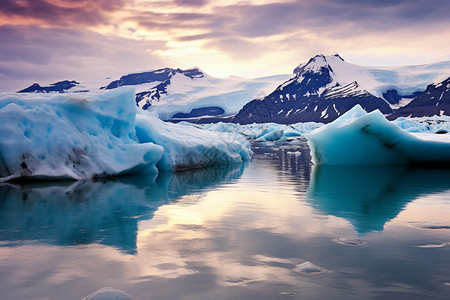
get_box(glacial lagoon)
[0,140,449,299]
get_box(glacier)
[0,88,251,181]
[307,105,450,165]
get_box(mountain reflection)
[307,165,450,234]
[0,164,245,254]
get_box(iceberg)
[307,105,450,166]
[0,88,251,181]
[0,88,163,181]
[83,287,131,300]
[136,113,252,171]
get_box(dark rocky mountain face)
[18,80,80,93]
[391,77,450,118]
[232,55,392,124]
[102,68,204,90]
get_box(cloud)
[0,0,450,89]
[174,0,209,6]
[0,25,169,92]
[0,0,127,27]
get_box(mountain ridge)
[17,54,450,123]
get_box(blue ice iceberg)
[136,112,252,171]
[307,105,450,165]
[0,88,251,181]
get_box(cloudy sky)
[1,0,450,91]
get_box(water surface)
[1,140,449,299]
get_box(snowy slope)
[147,72,290,120]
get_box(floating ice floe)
[307,105,450,165]
[392,115,450,134]
[333,238,368,246]
[293,262,331,275]
[0,88,251,181]
[183,114,450,145]
[83,287,132,300]
[182,121,322,140]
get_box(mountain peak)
[333,53,345,61]
[293,54,346,74]
[18,80,80,93]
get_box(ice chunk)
[0,88,163,181]
[293,262,330,275]
[307,105,450,165]
[185,121,322,141]
[255,129,284,141]
[135,112,252,171]
[83,287,132,300]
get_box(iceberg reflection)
[0,164,245,254]
[307,165,450,234]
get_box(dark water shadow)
[0,164,245,254]
[307,165,450,234]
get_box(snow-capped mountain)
[233,54,450,124]
[102,67,205,109]
[391,76,450,118]
[18,68,290,121]
[17,55,450,124]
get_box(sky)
[1,0,450,92]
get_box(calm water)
[0,140,449,299]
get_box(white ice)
[293,262,330,275]
[307,105,450,165]
[135,112,252,171]
[83,287,132,300]
[182,122,323,141]
[0,88,252,181]
[0,88,163,181]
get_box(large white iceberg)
[0,88,251,181]
[307,105,450,165]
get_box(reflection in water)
[308,165,450,234]
[1,141,450,300]
[0,164,245,254]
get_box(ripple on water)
[410,221,450,229]
[333,237,368,246]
